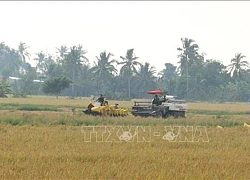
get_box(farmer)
[96,94,105,105]
[104,100,109,106]
[87,103,94,113]
[152,95,160,106]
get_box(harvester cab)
[131,90,187,118]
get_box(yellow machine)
[83,102,129,116]
[91,105,128,116]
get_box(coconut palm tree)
[177,38,199,76]
[119,49,141,97]
[18,42,30,64]
[91,51,118,93]
[136,62,157,95]
[41,55,60,78]
[63,45,88,97]
[227,53,249,81]
[177,38,200,99]
[34,51,46,72]
[56,45,68,64]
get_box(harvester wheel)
[162,107,169,118]
[156,110,162,117]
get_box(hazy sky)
[0,1,250,73]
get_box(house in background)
[8,76,22,84]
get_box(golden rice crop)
[189,102,250,112]
[0,125,250,179]
[0,96,250,179]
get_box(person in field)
[96,94,105,105]
[152,95,160,106]
[87,103,94,113]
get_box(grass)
[187,109,250,116]
[17,105,58,111]
[188,102,250,112]
[1,96,250,115]
[0,103,58,111]
[0,96,250,179]
[0,110,248,127]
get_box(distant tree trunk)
[128,76,131,98]
[72,69,75,97]
[186,53,189,100]
[143,80,146,95]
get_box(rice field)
[0,96,250,179]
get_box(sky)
[0,1,250,73]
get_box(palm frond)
[120,56,126,61]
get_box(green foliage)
[42,77,72,98]
[0,103,58,111]
[187,110,247,116]
[177,38,200,76]
[3,119,22,126]
[17,105,58,111]
[90,51,118,94]
[135,62,157,95]
[0,103,19,110]
[21,67,39,95]
[1,39,250,102]
[18,42,30,64]
[0,42,22,78]
[119,49,141,97]
[0,81,11,97]
[62,45,88,97]
[227,53,249,81]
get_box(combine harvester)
[83,90,187,118]
[131,90,187,118]
[83,102,129,117]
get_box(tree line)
[0,38,250,102]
